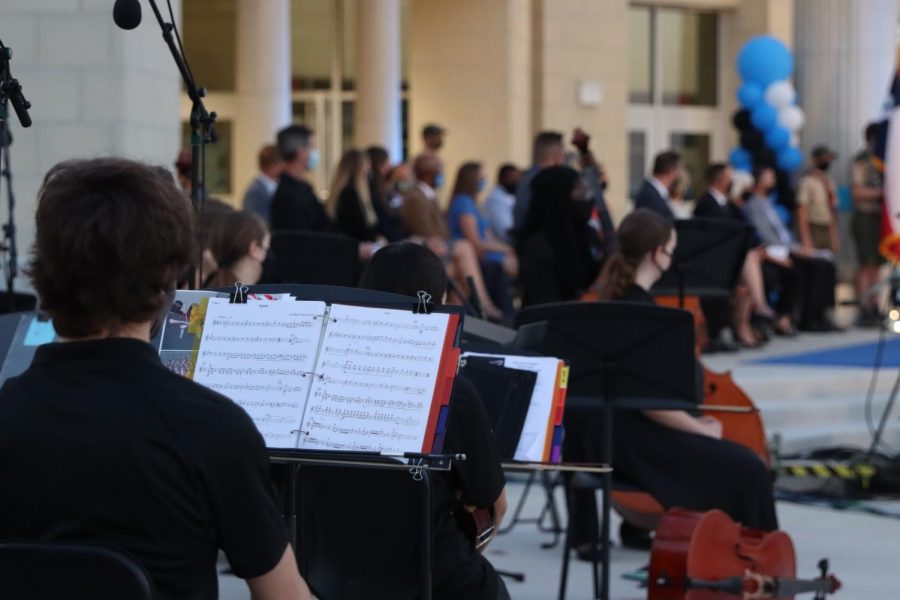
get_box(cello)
[648,508,841,600]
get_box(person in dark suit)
[632,151,681,218]
[270,125,332,233]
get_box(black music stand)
[652,217,753,303]
[515,302,697,600]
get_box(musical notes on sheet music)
[299,304,450,454]
[194,298,327,448]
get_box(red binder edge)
[542,361,569,463]
[423,313,461,453]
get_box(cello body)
[648,509,796,600]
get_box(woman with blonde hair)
[327,149,380,242]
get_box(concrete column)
[234,0,292,202]
[355,0,402,163]
[794,0,898,186]
[0,0,183,288]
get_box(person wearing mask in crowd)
[513,131,567,230]
[326,149,380,243]
[744,166,838,333]
[448,162,518,278]
[366,145,406,242]
[358,242,510,600]
[422,123,446,156]
[694,163,777,348]
[482,164,520,244]
[403,153,504,321]
[633,151,682,219]
[203,210,271,289]
[242,144,284,224]
[518,166,599,307]
[270,125,331,233]
[568,209,778,553]
[852,123,886,326]
[0,158,312,600]
[796,146,840,254]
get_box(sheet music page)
[193,298,327,448]
[299,303,450,453]
[464,353,561,462]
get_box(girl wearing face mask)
[203,210,271,289]
[447,162,518,279]
[518,166,600,307]
[567,209,777,552]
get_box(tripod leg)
[868,367,900,459]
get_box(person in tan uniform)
[402,154,504,321]
[795,146,840,253]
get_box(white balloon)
[778,105,805,132]
[764,80,796,109]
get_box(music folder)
[157,290,462,456]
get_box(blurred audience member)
[242,144,284,223]
[518,166,599,306]
[633,151,681,218]
[513,131,566,230]
[366,145,405,242]
[270,125,331,233]
[422,123,446,156]
[204,211,270,288]
[174,148,192,195]
[326,149,380,243]
[852,123,886,326]
[796,146,839,253]
[570,128,616,263]
[482,163,520,244]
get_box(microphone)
[113,0,142,30]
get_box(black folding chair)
[0,542,153,600]
[270,231,361,286]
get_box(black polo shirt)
[0,338,288,600]
[270,173,332,233]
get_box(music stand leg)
[284,464,298,549]
[557,494,573,600]
[867,366,900,459]
[599,362,614,600]
[498,470,536,535]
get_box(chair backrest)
[0,542,153,600]
[294,460,432,600]
[271,231,361,286]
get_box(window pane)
[669,133,710,201]
[291,0,335,90]
[628,6,653,104]
[628,131,647,197]
[659,9,717,106]
[183,0,236,92]
[182,121,232,196]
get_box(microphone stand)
[0,40,30,312]
[145,1,217,289]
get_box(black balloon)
[741,130,764,151]
[753,148,777,169]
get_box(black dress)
[569,285,778,544]
[335,184,378,242]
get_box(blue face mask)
[476,179,486,193]
[434,172,445,189]
[307,148,320,171]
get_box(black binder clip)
[414,290,433,315]
[230,281,249,304]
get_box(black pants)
[761,260,799,318]
[700,297,730,340]
[792,254,836,327]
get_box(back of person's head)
[366,146,390,175]
[451,162,482,199]
[208,210,269,271]
[521,165,582,244]
[497,163,518,183]
[705,162,729,189]
[865,122,880,146]
[652,151,681,177]
[277,125,314,163]
[412,153,441,183]
[358,242,448,300]
[30,158,195,338]
[532,131,565,165]
[597,209,673,300]
[258,144,281,172]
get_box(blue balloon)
[776,147,803,172]
[751,104,778,132]
[737,83,764,108]
[729,147,752,171]
[737,36,793,87]
[764,126,791,151]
